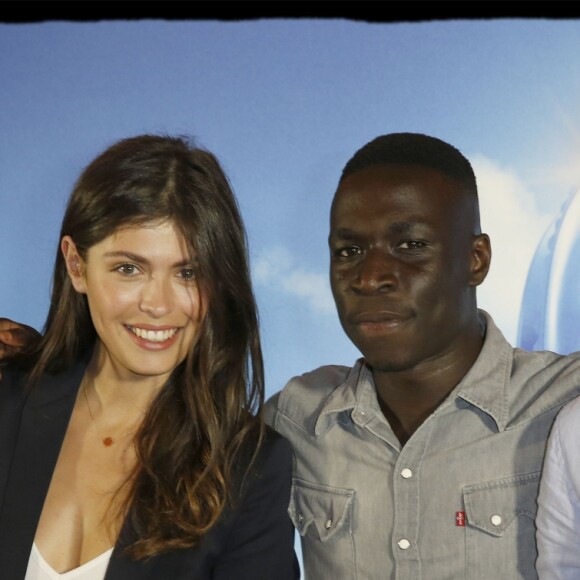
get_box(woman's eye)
[179,268,196,281]
[117,264,139,276]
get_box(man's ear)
[61,236,87,294]
[469,233,491,287]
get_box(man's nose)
[351,249,398,294]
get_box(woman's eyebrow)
[103,251,196,268]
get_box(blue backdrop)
[1,17,579,568]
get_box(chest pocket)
[462,472,541,579]
[289,478,355,541]
[289,478,358,578]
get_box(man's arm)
[0,318,41,378]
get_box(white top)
[25,543,113,580]
[536,395,580,579]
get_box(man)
[2,133,580,579]
[265,133,580,579]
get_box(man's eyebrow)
[102,251,195,268]
[329,227,359,240]
[331,221,427,239]
[388,221,415,235]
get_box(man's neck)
[372,325,485,446]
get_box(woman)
[0,135,299,579]
[536,396,580,579]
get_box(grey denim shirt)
[265,312,580,580]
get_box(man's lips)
[350,311,412,333]
[351,311,410,325]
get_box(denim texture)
[266,312,580,580]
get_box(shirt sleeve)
[212,431,300,580]
[536,399,580,579]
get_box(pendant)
[103,436,114,447]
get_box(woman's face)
[62,220,204,385]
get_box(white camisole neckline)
[25,542,113,580]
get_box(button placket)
[391,418,433,573]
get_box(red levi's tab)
[456,511,466,527]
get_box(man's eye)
[117,264,139,275]
[398,240,426,250]
[335,246,362,258]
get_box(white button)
[401,468,413,479]
[490,514,502,526]
[397,539,411,550]
[359,408,366,416]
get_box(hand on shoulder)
[0,318,41,379]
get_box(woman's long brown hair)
[24,134,265,558]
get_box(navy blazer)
[0,358,299,579]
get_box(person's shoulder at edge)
[550,392,580,443]
[264,362,358,431]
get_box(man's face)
[329,163,489,375]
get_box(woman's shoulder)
[257,425,294,472]
[233,424,293,499]
[262,424,293,454]
[240,423,293,473]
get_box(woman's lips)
[125,324,181,350]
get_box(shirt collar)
[314,310,513,435]
[450,310,513,431]
[314,360,368,436]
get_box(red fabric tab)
[456,511,466,527]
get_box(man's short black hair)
[340,132,478,196]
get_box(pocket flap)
[462,472,540,537]
[289,478,355,542]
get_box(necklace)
[83,382,140,447]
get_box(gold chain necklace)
[83,382,139,447]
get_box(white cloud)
[252,247,335,314]
[252,246,294,284]
[472,155,553,344]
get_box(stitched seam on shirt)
[345,492,357,580]
[501,347,511,427]
[275,407,313,435]
[414,423,432,578]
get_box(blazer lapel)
[0,358,87,579]
[0,351,206,580]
